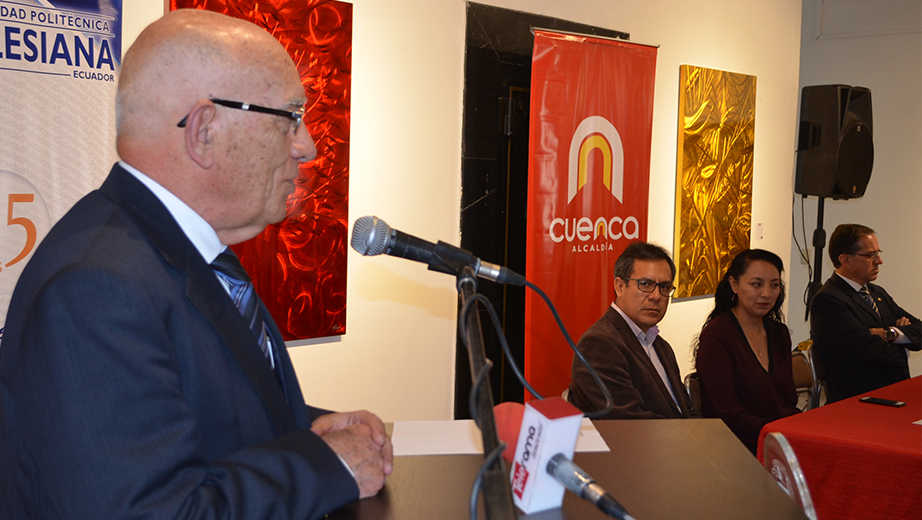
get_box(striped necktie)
[211,249,274,369]
[858,286,880,316]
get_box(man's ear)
[613,277,625,299]
[183,100,217,169]
[838,253,850,270]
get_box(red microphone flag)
[506,397,583,514]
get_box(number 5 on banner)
[6,194,37,268]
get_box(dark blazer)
[810,274,922,402]
[696,311,799,454]
[0,164,357,520]
[568,306,696,419]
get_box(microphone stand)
[457,266,517,520]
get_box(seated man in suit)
[568,242,697,419]
[810,223,921,402]
[0,10,391,520]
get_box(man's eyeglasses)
[177,98,305,132]
[853,250,883,259]
[625,278,676,297]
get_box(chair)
[762,432,817,520]
[810,352,826,408]
[792,350,813,410]
[793,340,825,410]
[683,372,702,412]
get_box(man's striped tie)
[858,286,880,317]
[211,249,274,369]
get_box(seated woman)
[693,249,799,454]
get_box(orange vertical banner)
[525,31,657,399]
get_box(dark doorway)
[455,3,628,418]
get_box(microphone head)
[351,216,392,256]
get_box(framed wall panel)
[674,65,756,299]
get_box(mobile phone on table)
[859,396,906,407]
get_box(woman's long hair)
[692,249,786,362]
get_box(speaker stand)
[805,196,826,321]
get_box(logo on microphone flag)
[525,31,657,399]
[511,460,530,499]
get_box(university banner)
[524,30,656,399]
[0,0,122,335]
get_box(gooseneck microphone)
[547,454,635,520]
[350,215,526,285]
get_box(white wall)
[788,0,922,376]
[121,0,804,421]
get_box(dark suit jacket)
[568,307,696,419]
[810,274,922,402]
[0,164,357,520]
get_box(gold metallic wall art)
[674,65,756,299]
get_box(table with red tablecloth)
[758,375,922,520]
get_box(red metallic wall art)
[171,0,352,339]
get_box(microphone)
[494,400,635,520]
[350,216,526,285]
[547,454,635,520]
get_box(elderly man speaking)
[0,10,391,520]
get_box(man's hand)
[870,327,887,339]
[896,317,911,327]
[312,411,393,498]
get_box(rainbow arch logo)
[567,116,623,204]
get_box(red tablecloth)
[758,376,922,520]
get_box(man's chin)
[640,314,662,328]
[268,212,290,226]
[268,200,292,225]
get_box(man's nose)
[292,127,318,163]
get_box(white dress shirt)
[611,302,680,408]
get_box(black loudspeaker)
[794,85,874,199]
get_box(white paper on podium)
[392,418,610,456]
